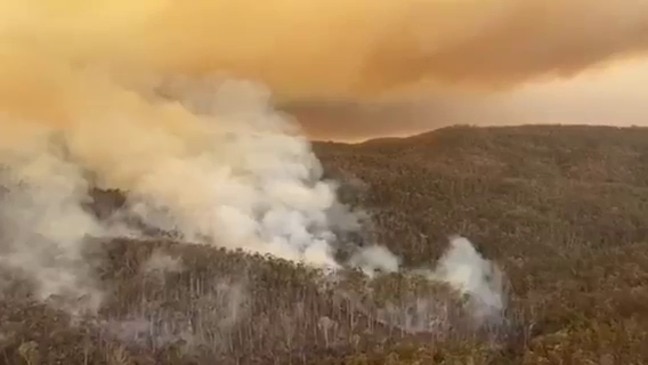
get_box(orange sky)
[2,0,648,142]
[287,57,648,141]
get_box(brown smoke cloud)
[2,0,646,141]
[3,0,648,103]
[283,59,648,141]
[112,0,648,97]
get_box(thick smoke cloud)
[2,1,648,144]
[2,0,648,102]
[5,0,633,321]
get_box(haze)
[2,0,648,142]
[287,57,648,142]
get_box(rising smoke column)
[3,0,638,319]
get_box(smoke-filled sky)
[2,0,638,319]
[1,0,648,141]
[0,0,515,311]
[289,57,648,141]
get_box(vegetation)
[2,125,648,364]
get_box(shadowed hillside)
[1,125,648,364]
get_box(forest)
[1,125,648,364]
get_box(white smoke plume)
[0,149,104,314]
[349,245,401,277]
[0,78,348,311]
[428,236,505,324]
[0,71,506,330]
[0,2,506,325]
[104,79,345,269]
[353,235,506,325]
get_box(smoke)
[104,279,248,352]
[141,250,184,276]
[0,147,104,314]
[349,245,401,277]
[283,59,648,141]
[0,0,509,326]
[351,236,505,325]
[0,74,351,303]
[281,95,508,141]
[429,236,505,323]
[3,0,648,102]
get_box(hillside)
[2,125,648,364]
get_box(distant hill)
[316,124,648,186]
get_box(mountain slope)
[1,125,648,364]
